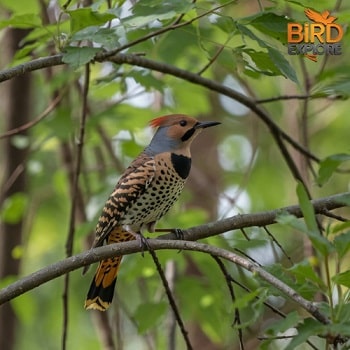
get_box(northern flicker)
[84,114,220,311]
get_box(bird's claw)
[137,233,151,257]
[171,228,185,253]
[171,228,184,240]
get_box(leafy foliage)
[1,0,350,349]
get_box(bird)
[84,114,220,311]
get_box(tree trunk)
[0,28,32,350]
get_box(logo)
[287,8,343,61]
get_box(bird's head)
[146,114,220,155]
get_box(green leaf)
[236,22,267,49]
[89,28,121,50]
[236,23,298,83]
[288,260,325,290]
[285,318,324,350]
[124,0,193,28]
[213,15,236,34]
[1,192,28,224]
[264,310,299,335]
[132,0,193,16]
[248,12,290,44]
[267,47,298,83]
[296,182,318,233]
[277,210,333,257]
[71,26,121,50]
[70,26,100,41]
[332,270,350,288]
[276,212,308,233]
[1,0,39,14]
[317,153,350,186]
[334,231,350,259]
[62,46,101,69]
[128,70,165,91]
[133,302,167,333]
[67,8,115,34]
[262,264,296,296]
[243,49,283,77]
[332,221,350,235]
[262,263,321,299]
[334,303,350,324]
[231,289,261,310]
[313,76,350,99]
[156,24,198,64]
[0,13,42,29]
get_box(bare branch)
[102,53,320,164]
[0,52,319,164]
[0,239,331,326]
[255,95,312,103]
[102,1,235,58]
[0,54,63,82]
[147,248,192,350]
[62,63,90,350]
[0,192,348,324]
[0,93,64,139]
[175,192,350,242]
[211,256,245,350]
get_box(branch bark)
[0,52,319,163]
[0,192,348,321]
[0,239,330,326]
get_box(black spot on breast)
[171,153,191,179]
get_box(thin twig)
[0,93,64,139]
[263,226,293,266]
[102,1,235,59]
[228,274,319,349]
[0,52,320,164]
[228,276,286,318]
[147,248,193,350]
[62,64,90,350]
[320,210,348,222]
[165,261,177,350]
[255,95,313,103]
[234,248,262,267]
[102,53,320,164]
[0,164,25,205]
[197,35,233,76]
[211,256,245,350]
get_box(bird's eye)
[179,120,187,127]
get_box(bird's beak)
[195,121,221,129]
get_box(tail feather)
[84,256,122,311]
[84,227,136,311]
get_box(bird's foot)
[171,228,184,240]
[154,228,185,240]
[136,233,151,257]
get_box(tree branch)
[0,54,63,82]
[100,53,320,163]
[0,192,348,318]
[0,52,319,163]
[0,92,64,139]
[0,239,330,326]
[170,191,350,242]
[62,63,90,350]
